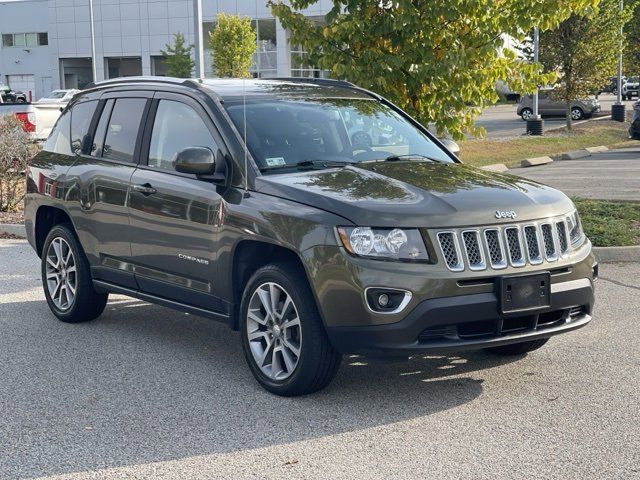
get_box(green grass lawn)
[573,198,640,247]
[459,121,639,168]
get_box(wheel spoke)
[258,339,274,367]
[281,346,296,373]
[283,338,301,357]
[282,316,300,331]
[46,271,59,280]
[64,248,73,267]
[63,282,72,306]
[46,256,58,269]
[248,329,269,342]
[271,346,282,376]
[66,265,76,274]
[269,283,280,317]
[52,239,62,264]
[279,295,293,319]
[257,288,274,317]
[248,309,267,326]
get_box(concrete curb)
[481,163,509,172]
[561,149,591,160]
[593,245,640,263]
[0,223,26,237]
[521,156,553,167]
[585,146,609,153]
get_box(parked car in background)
[630,101,640,139]
[36,89,80,104]
[622,77,639,100]
[0,85,28,103]
[517,90,601,120]
[0,103,36,132]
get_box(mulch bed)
[0,211,24,224]
[0,232,24,239]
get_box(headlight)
[337,226,429,261]
[566,210,584,246]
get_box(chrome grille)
[433,214,578,272]
[504,227,525,266]
[541,223,557,260]
[437,232,463,271]
[484,229,506,269]
[523,225,542,264]
[556,221,568,254]
[462,231,485,270]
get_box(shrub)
[0,114,39,212]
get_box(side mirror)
[440,138,460,155]
[174,147,216,175]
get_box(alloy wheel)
[246,282,302,381]
[45,237,77,311]
[571,108,583,120]
[521,109,533,120]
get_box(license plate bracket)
[499,272,551,314]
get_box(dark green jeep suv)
[24,77,596,396]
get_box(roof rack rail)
[268,77,356,88]
[83,76,197,90]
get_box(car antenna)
[242,77,250,198]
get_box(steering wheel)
[351,131,373,149]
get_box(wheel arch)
[230,240,318,331]
[34,205,75,257]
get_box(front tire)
[570,107,584,120]
[240,263,342,396]
[520,108,533,120]
[41,224,108,323]
[484,338,549,355]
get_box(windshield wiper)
[380,154,446,163]
[260,159,355,172]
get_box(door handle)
[132,183,157,196]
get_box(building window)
[151,56,169,76]
[289,16,329,78]
[251,18,277,78]
[2,32,48,47]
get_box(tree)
[269,0,599,139]
[161,33,195,78]
[625,1,640,75]
[539,0,632,129]
[209,13,256,78]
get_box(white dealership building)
[0,0,332,100]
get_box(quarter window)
[148,100,217,171]
[70,100,98,154]
[43,109,72,155]
[102,98,147,163]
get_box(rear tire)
[484,338,549,355]
[41,224,108,323]
[520,108,533,120]
[570,107,584,120]
[240,262,342,396]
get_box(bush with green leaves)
[0,115,39,212]
[208,13,256,78]
[161,32,195,78]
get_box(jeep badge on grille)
[495,210,517,219]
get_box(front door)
[128,92,226,313]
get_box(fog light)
[364,288,412,314]
[378,293,390,307]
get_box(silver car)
[517,90,601,121]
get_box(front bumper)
[326,278,594,356]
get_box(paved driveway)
[512,148,640,201]
[1,239,639,479]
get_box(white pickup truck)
[0,97,63,140]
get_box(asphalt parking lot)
[513,147,640,201]
[1,238,639,479]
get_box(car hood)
[255,161,574,228]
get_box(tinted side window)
[103,98,147,163]
[91,99,114,157]
[43,109,72,155]
[148,100,217,171]
[71,100,98,154]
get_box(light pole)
[527,27,544,135]
[88,0,97,83]
[612,0,626,121]
[193,0,205,78]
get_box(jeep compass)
[24,78,596,396]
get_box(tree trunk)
[566,103,573,131]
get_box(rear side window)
[148,100,217,171]
[71,100,98,154]
[102,98,147,163]
[43,109,72,155]
[91,99,113,157]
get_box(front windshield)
[225,98,453,171]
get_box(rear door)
[65,92,152,288]
[128,92,227,314]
